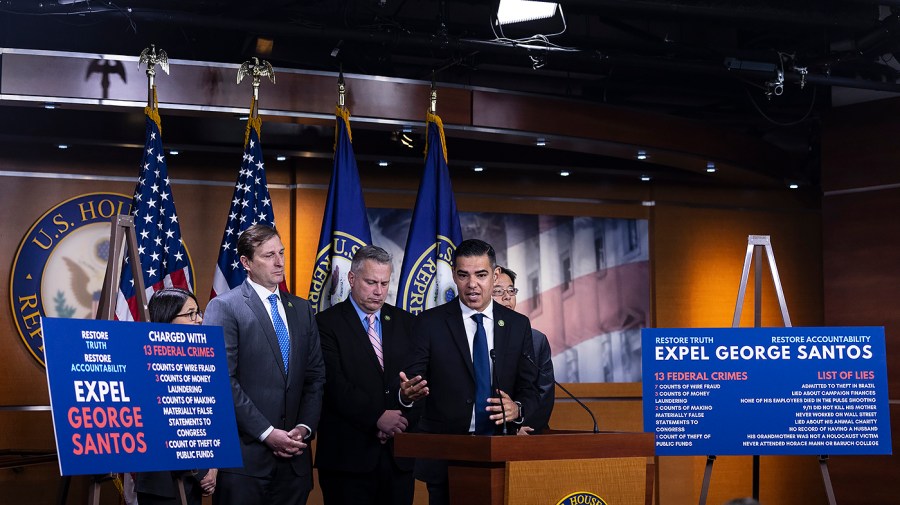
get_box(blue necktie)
[268,294,290,373]
[471,313,493,435]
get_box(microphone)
[523,353,599,434]
[489,349,508,435]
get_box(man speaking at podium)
[399,239,538,505]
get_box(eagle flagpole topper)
[237,57,275,118]
[138,44,169,108]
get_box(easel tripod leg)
[698,455,716,505]
[819,455,838,505]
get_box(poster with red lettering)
[43,317,242,475]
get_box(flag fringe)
[425,111,448,164]
[144,86,162,134]
[334,105,353,150]
[244,97,262,147]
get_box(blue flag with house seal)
[309,107,372,313]
[396,112,463,314]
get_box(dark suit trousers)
[137,481,202,505]
[136,472,203,505]
[425,482,450,505]
[319,445,414,505]
[213,459,311,505]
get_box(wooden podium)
[395,431,655,505]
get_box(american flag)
[210,117,279,298]
[116,108,193,321]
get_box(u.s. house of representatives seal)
[309,231,367,313]
[400,234,458,315]
[556,492,608,505]
[10,192,132,366]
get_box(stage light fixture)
[636,150,647,160]
[378,160,390,167]
[706,162,716,173]
[169,150,179,155]
[255,37,274,57]
[330,40,343,58]
[58,144,69,149]
[473,165,484,172]
[559,170,570,177]
[497,0,560,26]
[789,183,799,189]
[535,138,547,146]
[641,175,651,182]
[276,155,287,161]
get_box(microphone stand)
[523,353,599,434]
[489,349,508,435]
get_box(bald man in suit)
[204,224,325,505]
[315,245,420,505]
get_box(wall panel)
[822,99,900,505]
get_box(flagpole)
[425,76,448,165]
[430,70,437,114]
[335,69,352,146]
[338,66,346,110]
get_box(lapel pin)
[498,320,505,327]
[384,315,391,321]
[287,301,293,308]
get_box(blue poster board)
[642,327,892,456]
[43,317,243,475]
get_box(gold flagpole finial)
[237,57,275,118]
[430,71,437,114]
[338,67,346,109]
[138,44,169,108]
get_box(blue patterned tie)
[471,313,493,435]
[268,294,290,373]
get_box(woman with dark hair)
[135,288,217,505]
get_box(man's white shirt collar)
[247,277,279,302]
[459,298,495,323]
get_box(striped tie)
[366,312,384,370]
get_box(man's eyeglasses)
[175,309,203,322]
[491,287,519,297]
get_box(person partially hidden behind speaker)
[492,266,555,434]
[399,239,538,505]
[136,288,217,505]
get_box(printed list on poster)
[642,327,892,456]
[44,317,242,476]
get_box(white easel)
[697,235,837,505]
